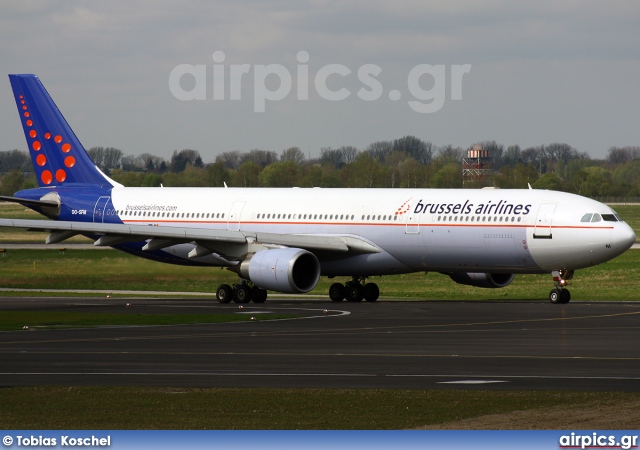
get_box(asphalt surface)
[1,297,639,391]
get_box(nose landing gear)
[549,269,573,304]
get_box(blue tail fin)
[9,74,120,188]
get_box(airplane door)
[227,201,245,231]
[405,211,421,234]
[534,203,556,239]
[93,196,110,223]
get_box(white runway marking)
[437,380,508,385]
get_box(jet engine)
[448,272,515,288]
[237,248,321,294]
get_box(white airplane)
[1,74,636,304]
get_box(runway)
[0,297,639,391]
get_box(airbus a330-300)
[0,74,635,303]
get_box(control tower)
[462,144,493,186]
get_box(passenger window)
[591,214,602,222]
[581,213,593,222]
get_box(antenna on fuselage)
[528,183,532,190]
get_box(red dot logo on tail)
[56,169,66,183]
[41,170,53,185]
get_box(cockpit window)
[581,213,593,222]
[601,214,618,222]
[615,214,624,222]
[591,213,602,222]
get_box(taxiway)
[0,298,639,391]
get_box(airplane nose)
[614,223,636,251]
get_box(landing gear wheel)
[329,283,345,302]
[346,283,364,302]
[549,288,562,304]
[251,286,268,303]
[234,284,251,303]
[363,283,379,302]
[560,289,571,304]
[216,284,233,304]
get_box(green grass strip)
[0,387,638,429]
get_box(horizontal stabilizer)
[0,195,59,208]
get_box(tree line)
[1,137,640,199]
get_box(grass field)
[1,387,638,429]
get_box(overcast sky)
[1,1,639,161]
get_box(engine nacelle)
[238,248,321,294]
[448,272,515,288]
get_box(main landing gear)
[549,269,573,304]
[329,276,379,302]
[216,281,268,304]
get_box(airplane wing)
[0,218,379,260]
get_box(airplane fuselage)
[27,185,632,276]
